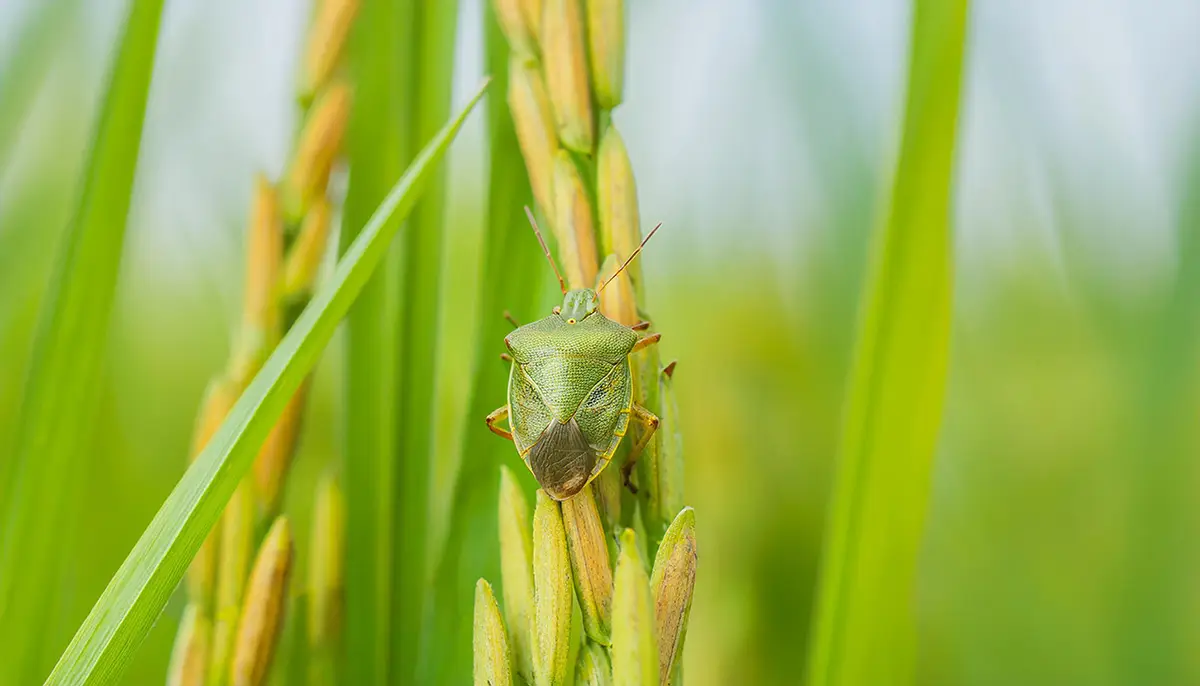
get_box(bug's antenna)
[525,206,567,295]
[597,222,662,294]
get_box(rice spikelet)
[230,517,294,686]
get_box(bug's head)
[559,289,598,324]
[520,204,664,325]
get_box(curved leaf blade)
[44,77,491,686]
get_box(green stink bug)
[486,208,662,501]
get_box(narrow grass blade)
[393,1,461,680]
[419,9,547,682]
[43,79,490,686]
[0,0,165,682]
[339,0,405,681]
[804,1,968,685]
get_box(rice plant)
[38,69,490,686]
[165,3,356,682]
[472,1,696,683]
[338,0,462,681]
[11,0,1200,683]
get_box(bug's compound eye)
[566,318,577,325]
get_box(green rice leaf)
[339,0,405,681]
[418,5,549,682]
[0,0,164,682]
[393,0,461,679]
[804,1,968,684]
[341,1,462,678]
[43,78,490,686]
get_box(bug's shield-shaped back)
[506,312,639,500]
[527,417,595,500]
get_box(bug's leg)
[631,332,661,354]
[500,353,513,363]
[620,403,660,492]
[662,360,677,378]
[486,406,513,441]
[503,310,520,329]
[631,320,651,331]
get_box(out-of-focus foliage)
[3,0,1200,684]
[0,0,164,681]
[807,0,966,683]
[42,78,489,685]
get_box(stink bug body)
[486,208,661,501]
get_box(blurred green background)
[3,0,1200,684]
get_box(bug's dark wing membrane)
[527,417,596,501]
